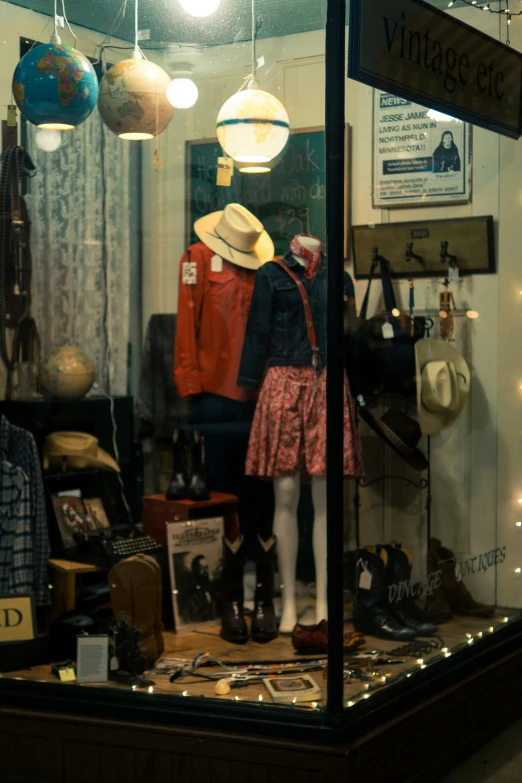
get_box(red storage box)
[142,492,239,546]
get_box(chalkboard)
[185,126,350,257]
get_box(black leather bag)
[346,255,426,400]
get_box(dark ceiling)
[5,0,451,48]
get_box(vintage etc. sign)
[349,0,522,139]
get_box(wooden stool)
[48,559,109,623]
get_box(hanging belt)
[271,259,320,370]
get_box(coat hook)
[405,241,424,266]
[440,240,457,269]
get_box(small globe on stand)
[12,43,99,130]
[98,58,174,140]
[40,346,95,399]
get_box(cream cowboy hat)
[415,338,470,435]
[194,203,274,270]
[44,431,120,473]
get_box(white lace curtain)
[27,114,131,395]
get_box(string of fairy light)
[446,0,519,45]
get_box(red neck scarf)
[290,234,323,279]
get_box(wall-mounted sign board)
[185,126,351,257]
[0,594,35,643]
[348,0,522,139]
[352,215,495,279]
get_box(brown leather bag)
[109,554,164,666]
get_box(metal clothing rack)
[353,435,432,581]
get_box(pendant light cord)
[251,0,256,78]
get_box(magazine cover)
[167,517,223,632]
[52,495,95,549]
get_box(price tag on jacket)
[382,321,394,339]
[210,255,223,273]
[182,261,197,285]
[216,156,233,187]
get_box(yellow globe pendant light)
[216,0,289,172]
[97,0,173,140]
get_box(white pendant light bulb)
[215,0,289,173]
[35,128,62,152]
[167,77,198,109]
[179,0,221,17]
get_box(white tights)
[273,474,327,633]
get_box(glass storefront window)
[0,0,520,744]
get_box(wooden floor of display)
[5,608,519,709]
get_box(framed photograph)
[51,495,95,550]
[0,594,36,643]
[373,89,471,209]
[84,498,111,531]
[167,518,224,632]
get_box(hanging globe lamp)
[97,54,174,140]
[12,39,98,131]
[216,77,289,173]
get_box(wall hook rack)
[440,240,457,269]
[405,241,424,267]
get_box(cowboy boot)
[109,555,159,667]
[251,535,278,643]
[428,538,495,618]
[166,429,189,500]
[187,430,211,501]
[383,544,438,635]
[390,542,449,624]
[353,546,417,641]
[220,536,248,643]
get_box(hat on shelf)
[194,203,274,270]
[415,338,470,436]
[44,431,120,473]
[359,406,429,472]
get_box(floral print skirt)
[245,366,364,477]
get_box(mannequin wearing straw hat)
[174,204,278,644]
[238,234,363,633]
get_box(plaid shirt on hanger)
[0,416,50,605]
[0,459,33,594]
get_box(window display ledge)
[1,619,522,782]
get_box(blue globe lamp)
[12,41,98,130]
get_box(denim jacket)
[237,252,355,389]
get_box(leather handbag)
[109,554,164,668]
[347,254,426,399]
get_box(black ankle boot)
[353,547,417,641]
[187,431,210,501]
[165,430,188,500]
[251,535,278,643]
[384,544,438,636]
[220,537,248,644]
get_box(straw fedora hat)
[44,431,120,473]
[415,338,470,435]
[194,203,274,270]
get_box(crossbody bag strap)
[271,259,319,368]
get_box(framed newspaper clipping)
[167,518,223,632]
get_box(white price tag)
[448,266,459,282]
[359,566,372,591]
[382,321,394,339]
[210,254,223,273]
[182,261,197,286]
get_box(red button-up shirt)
[174,242,257,403]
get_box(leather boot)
[353,546,417,641]
[166,430,188,500]
[383,544,438,636]
[109,554,161,667]
[220,536,248,643]
[428,538,495,618]
[187,430,211,502]
[251,535,278,643]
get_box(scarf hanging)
[290,234,323,279]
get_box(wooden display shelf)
[48,558,109,623]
